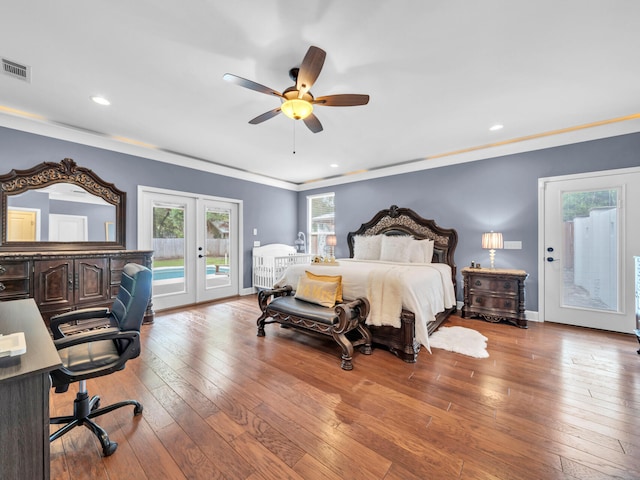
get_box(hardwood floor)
[50,295,640,479]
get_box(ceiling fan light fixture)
[281,98,313,120]
[224,46,367,132]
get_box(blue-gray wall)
[0,126,298,287]
[299,132,640,311]
[3,125,640,305]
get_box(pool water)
[153,265,229,281]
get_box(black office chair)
[49,263,152,457]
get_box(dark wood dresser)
[0,159,153,329]
[461,267,528,328]
[0,250,153,326]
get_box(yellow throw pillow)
[305,270,343,302]
[294,276,340,308]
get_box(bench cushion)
[267,296,338,326]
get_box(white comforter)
[273,259,456,351]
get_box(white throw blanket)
[366,266,403,327]
[273,259,456,351]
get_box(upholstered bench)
[257,285,372,370]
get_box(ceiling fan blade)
[296,46,326,97]
[313,94,370,106]
[303,113,323,133]
[249,107,282,125]
[223,73,283,98]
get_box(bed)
[275,205,458,362]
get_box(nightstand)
[461,267,528,328]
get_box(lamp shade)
[482,231,503,250]
[326,235,337,246]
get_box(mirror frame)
[0,158,126,251]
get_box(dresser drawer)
[468,275,519,294]
[111,257,146,272]
[0,261,30,279]
[111,257,146,284]
[0,279,30,297]
[0,261,31,298]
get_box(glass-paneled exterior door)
[541,168,640,333]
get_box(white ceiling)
[2,1,640,189]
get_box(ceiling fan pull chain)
[292,121,296,154]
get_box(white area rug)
[429,326,489,358]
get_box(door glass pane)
[561,189,618,312]
[152,204,186,296]
[205,206,231,289]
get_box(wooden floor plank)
[49,295,640,480]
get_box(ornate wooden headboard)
[346,205,458,290]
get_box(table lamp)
[482,231,503,269]
[326,235,337,262]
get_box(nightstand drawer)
[470,294,516,312]
[468,275,518,294]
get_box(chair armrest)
[258,285,294,312]
[50,307,111,339]
[53,328,141,380]
[53,327,129,350]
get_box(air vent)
[2,58,30,82]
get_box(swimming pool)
[153,265,229,281]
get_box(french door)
[540,167,640,332]
[138,187,241,311]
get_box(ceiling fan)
[223,46,369,133]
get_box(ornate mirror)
[0,158,126,251]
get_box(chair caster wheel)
[103,441,118,457]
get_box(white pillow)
[408,238,434,263]
[422,239,435,263]
[353,235,382,260]
[379,235,412,263]
[409,239,428,263]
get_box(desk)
[0,299,62,480]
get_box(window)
[307,193,334,256]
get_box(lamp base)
[489,249,496,269]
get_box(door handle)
[198,254,204,258]
[546,257,560,262]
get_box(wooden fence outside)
[153,238,229,259]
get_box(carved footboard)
[367,307,455,362]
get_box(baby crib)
[252,244,314,289]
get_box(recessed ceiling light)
[91,96,111,106]
[330,163,339,168]
[489,124,503,131]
